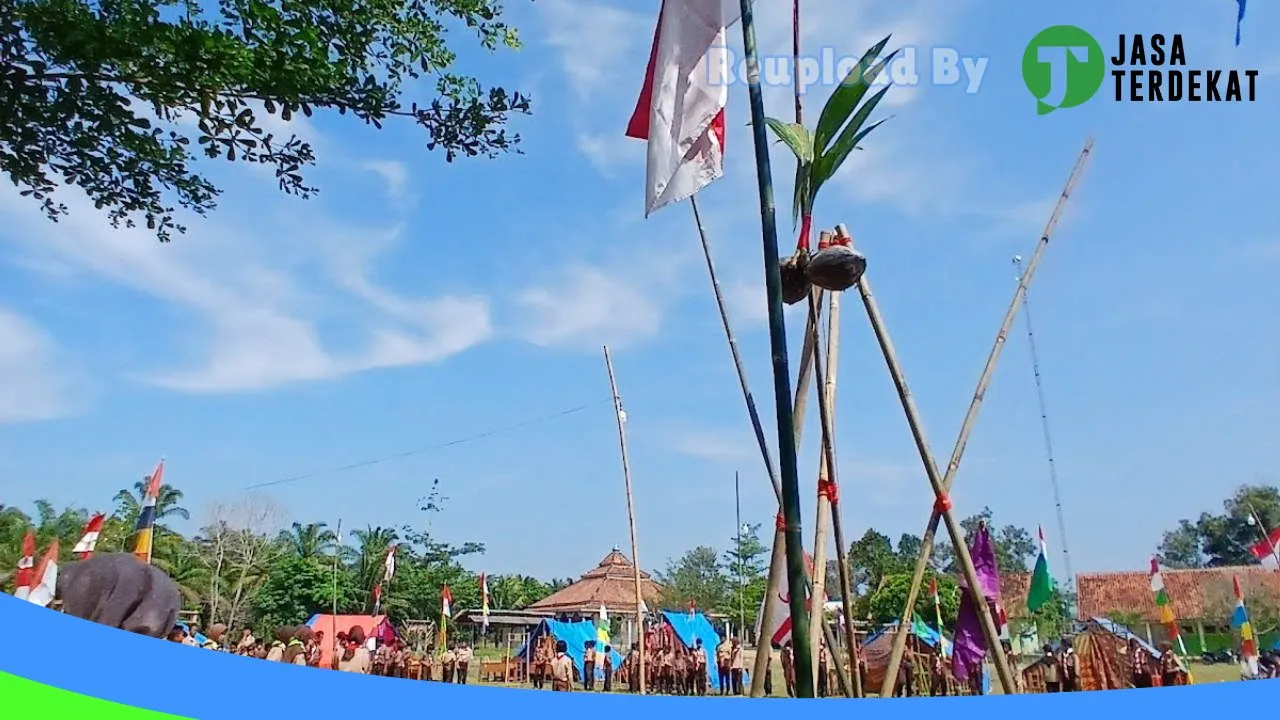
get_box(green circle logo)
[1022,25,1106,115]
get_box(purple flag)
[951,525,1002,682]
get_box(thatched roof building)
[526,548,664,617]
[1076,565,1280,623]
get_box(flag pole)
[879,139,1093,695]
[735,472,745,639]
[604,345,647,695]
[735,0,813,698]
[332,518,342,667]
[1246,502,1280,568]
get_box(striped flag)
[25,540,59,608]
[1235,0,1247,45]
[1232,575,1258,674]
[441,585,453,618]
[1248,526,1280,569]
[1149,557,1177,627]
[12,530,36,599]
[73,513,105,559]
[132,459,166,564]
[480,573,490,630]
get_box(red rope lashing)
[817,478,839,505]
[933,492,953,515]
[776,512,787,532]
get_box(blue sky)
[1,0,1277,584]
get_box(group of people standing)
[1126,638,1188,688]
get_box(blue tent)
[516,619,623,682]
[660,610,749,690]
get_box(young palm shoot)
[766,36,897,302]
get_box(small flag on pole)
[1149,558,1177,627]
[26,540,59,608]
[480,573,490,630]
[441,585,453,618]
[73,513,105,559]
[1027,525,1054,612]
[1232,575,1258,676]
[12,530,36,600]
[1248,526,1280,568]
[383,543,397,582]
[132,459,166,564]
[625,0,742,216]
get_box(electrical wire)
[243,399,611,490]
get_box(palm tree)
[152,545,210,609]
[112,480,189,543]
[351,526,398,602]
[278,522,337,559]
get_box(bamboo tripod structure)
[806,269,838,686]
[688,198,851,698]
[878,139,1094,696]
[603,346,647,695]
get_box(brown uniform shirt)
[550,653,575,690]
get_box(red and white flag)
[755,551,822,646]
[26,540,59,608]
[441,585,453,618]
[12,530,36,600]
[1249,526,1280,569]
[73,513,106,559]
[625,0,741,215]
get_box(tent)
[660,610,749,690]
[516,619,623,681]
[1023,616,1172,693]
[305,614,395,668]
[861,619,990,695]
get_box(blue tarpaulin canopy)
[661,610,748,689]
[515,619,622,681]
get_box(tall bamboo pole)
[736,0,812,696]
[689,203,850,697]
[853,268,1017,694]
[603,345,647,694]
[825,223,864,697]
[878,139,1093,694]
[806,275,838,689]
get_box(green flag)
[1027,525,1053,612]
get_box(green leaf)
[763,117,814,164]
[791,161,812,228]
[811,85,892,189]
[813,36,895,154]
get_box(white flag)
[26,541,59,608]
[625,0,741,215]
[383,543,397,582]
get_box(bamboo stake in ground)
[825,224,864,697]
[806,260,838,690]
[603,345,647,695]
[878,139,1094,695]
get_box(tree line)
[0,480,557,634]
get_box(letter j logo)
[1022,25,1105,115]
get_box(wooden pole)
[332,518,341,668]
[806,274,838,690]
[852,267,1017,694]
[603,345,647,695]
[824,224,865,697]
[878,139,1093,695]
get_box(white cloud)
[539,0,646,99]
[0,309,76,422]
[361,161,413,206]
[514,266,661,350]
[670,428,754,463]
[0,184,492,395]
[576,132,645,175]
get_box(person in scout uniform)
[715,638,731,695]
[1061,637,1079,691]
[624,642,640,693]
[282,627,313,666]
[532,638,551,689]
[441,643,457,682]
[780,641,795,697]
[729,637,745,696]
[602,645,615,692]
[372,640,392,676]
[550,640,574,691]
[455,642,473,684]
[200,623,227,651]
[582,640,597,690]
[307,631,324,668]
[340,627,371,673]
[692,639,708,696]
